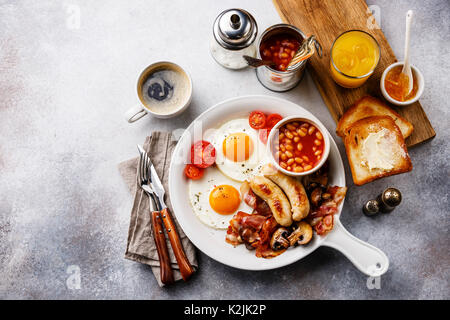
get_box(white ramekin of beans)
[267,116,330,176]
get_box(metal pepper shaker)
[362,188,402,216]
[362,199,380,216]
[210,8,258,69]
[377,188,402,213]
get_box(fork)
[286,35,323,71]
[137,149,174,285]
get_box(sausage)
[261,164,310,221]
[240,181,272,216]
[248,176,293,227]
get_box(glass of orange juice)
[330,30,380,88]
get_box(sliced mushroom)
[310,187,323,207]
[303,162,329,189]
[287,221,313,246]
[305,182,318,194]
[270,227,290,251]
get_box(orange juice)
[330,30,380,88]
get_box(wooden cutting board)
[272,0,435,147]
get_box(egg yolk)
[222,132,254,162]
[209,185,241,215]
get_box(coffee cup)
[125,61,193,122]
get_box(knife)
[149,192,175,285]
[137,145,174,285]
[139,145,195,282]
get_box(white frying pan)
[169,95,389,277]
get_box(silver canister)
[210,9,258,70]
[256,24,307,92]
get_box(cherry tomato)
[191,140,216,168]
[184,164,204,180]
[266,113,283,129]
[249,111,267,129]
[259,128,269,144]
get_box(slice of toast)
[344,116,413,186]
[337,96,414,139]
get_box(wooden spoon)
[401,10,414,95]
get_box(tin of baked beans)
[256,24,308,92]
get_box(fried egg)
[211,118,266,182]
[188,167,252,229]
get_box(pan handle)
[322,219,389,277]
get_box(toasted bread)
[344,116,413,186]
[337,96,414,138]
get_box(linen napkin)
[118,131,198,286]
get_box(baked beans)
[273,120,325,173]
[260,34,302,71]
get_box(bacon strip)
[225,211,250,246]
[328,186,347,205]
[308,186,346,235]
[225,208,282,258]
[225,211,269,248]
[242,214,266,231]
[309,186,347,219]
[243,189,257,209]
[241,181,272,216]
[255,217,284,258]
[225,227,241,246]
[241,181,256,208]
[315,214,334,235]
[309,201,338,218]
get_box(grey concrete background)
[0,0,448,299]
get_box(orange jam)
[384,65,418,102]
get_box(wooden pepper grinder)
[363,188,402,216]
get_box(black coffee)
[141,68,189,115]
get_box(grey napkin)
[118,131,198,286]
